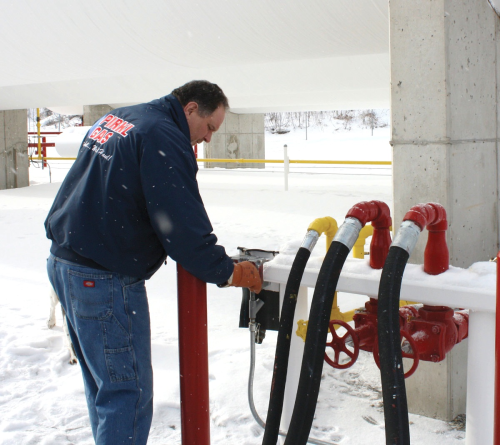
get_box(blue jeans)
[47,254,153,444]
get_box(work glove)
[229,261,262,294]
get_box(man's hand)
[230,261,262,294]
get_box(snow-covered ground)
[0,124,467,444]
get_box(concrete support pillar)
[390,0,499,420]
[83,104,114,126]
[0,109,28,190]
[204,111,265,169]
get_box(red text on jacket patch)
[83,280,95,288]
[98,114,135,136]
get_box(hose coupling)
[333,217,363,250]
[301,229,320,252]
[392,220,421,255]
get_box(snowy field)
[0,124,467,444]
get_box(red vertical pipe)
[345,200,392,269]
[495,251,500,444]
[42,137,47,167]
[177,264,210,445]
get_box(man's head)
[172,80,229,145]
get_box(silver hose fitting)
[301,230,320,252]
[333,217,363,250]
[391,220,422,255]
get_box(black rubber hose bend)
[262,247,312,445]
[283,241,350,445]
[377,245,411,445]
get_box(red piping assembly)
[495,251,500,445]
[177,264,210,445]
[403,202,449,275]
[346,200,392,269]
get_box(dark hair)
[172,80,229,117]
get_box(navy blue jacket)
[45,95,234,283]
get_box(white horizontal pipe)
[264,259,495,312]
[263,258,496,445]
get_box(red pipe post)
[403,202,449,275]
[42,136,48,167]
[424,218,449,275]
[495,251,500,444]
[346,200,392,269]
[177,264,211,445]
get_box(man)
[45,80,261,444]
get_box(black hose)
[283,241,350,445]
[377,246,410,445]
[262,246,312,445]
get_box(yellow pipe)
[36,108,42,160]
[331,224,374,326]
[33,157,392,165]
[297,221,383,340]
[32,157,76,161]
[197,158,391,165]
[290,160,391,165]
[298,216,347,340]
[199,159,282,163]
[353,224,374,259]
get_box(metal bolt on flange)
[432,325,441,334]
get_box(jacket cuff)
[217,272,233,288]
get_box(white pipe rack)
[264,257,495,445]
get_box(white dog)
[47,287,78,364]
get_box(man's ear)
[184,102,199,116]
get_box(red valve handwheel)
[373,330,420,378]
[324,319,360,370]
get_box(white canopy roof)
[0,0,390,112]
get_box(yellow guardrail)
[32,157,77,161]
[32,157,392,165]
[198,159,391,165]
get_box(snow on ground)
[0,124,466,444]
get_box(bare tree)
[27,108,83,131]
[265,112,290,134]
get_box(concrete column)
[83,104,114,126]
[204,111,265,169]
[391,0,498,265]
[0,109,28,190]
[390,0,498,421]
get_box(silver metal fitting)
[391,220,422,255]
[301,230,320,252]
[333,217,363,250]
[249,297,265,320]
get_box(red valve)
[373,330,420,379]
[324,320,360,369]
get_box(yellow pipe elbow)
[308,216,338,251]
